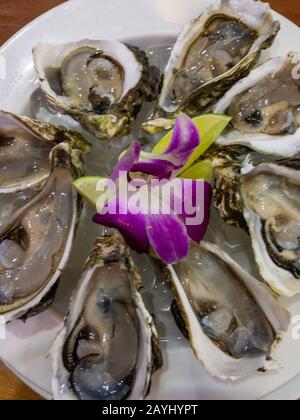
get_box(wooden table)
[0,0,299,401]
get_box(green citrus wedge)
[179,159,213,183]
[152,114,231,175]
[73,176,107,208]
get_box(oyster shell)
[0,143,83,322]
[210,146,300,297]
[51,233,162,400]
[143,0,279,134]
[33,40,161,140]
[214,53,300,157]
[210,146,250,229]
[240,160,300,297]
[0,109,89,193]
[168,241,290,380]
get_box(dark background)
[0,0,299,400]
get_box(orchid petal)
[93,195,149,254]
[131,115,200,179]
[139,183,190,263]
[163,114,201,161]
[111,141,141,181]
[183,181,212,243]
[167,178,212,243]
[131,158,179,180]
[145,212,190,264]
[91,115,211,264]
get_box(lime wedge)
[179,159,213,183]
[152,114,231,175]
[73,176,107,208]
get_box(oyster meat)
[143,0,279,134]
[240,160,300,297]
[210,146,300,297]
[34,40,161,140]
[214,53,300,157]
[0,109,89,193]
[168,241,290,380]
[0,188,42,232]
[51,233,162,400]
[0,143,83,322]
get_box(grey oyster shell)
[142,0,280,135]
[210,146,250,229]
[240,160,300,297]
[33,40,161,140]
[51,233,163,400]
[0,109,90,193]
[0,143,84,322]
[167,241,290,380]
[214,52,300,158]
[209,146,300,297]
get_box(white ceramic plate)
[1,0,300,401]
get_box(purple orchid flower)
[93,115,212,264]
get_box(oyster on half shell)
[0,143,83,322]
[210,146,300,297]
[51,233,162,400]
[34,40,161,140]
[168,241,290,380]
[143,0,280,134]
[0,110,89,193]
[240,160,300,297]
[214,52,300,157]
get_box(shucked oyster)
[34,40,161,140]
[52,233,162,400]
[211,147,300,297]
[168,241,290,380]
[0,109,89,193]
[143,0,279,134]
[214,53,300,157]
[240,160,300,297]
[0,143,83,322]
